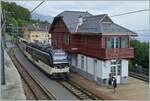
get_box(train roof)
[19,37,67,55]
[28,43,67,55]
[28,43,52,53]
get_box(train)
[17,37,70,79]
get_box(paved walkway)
[1,50,26,100]
[69,72,149,100]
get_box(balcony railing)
[64,44,134,59]
[79,47,134,59]
[103,48,134,59]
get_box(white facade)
[71,54,129,85]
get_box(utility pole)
[1,10,16,85]
[1,9,6,85]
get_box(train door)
[110,60,121,83]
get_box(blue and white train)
[17,37,70,78]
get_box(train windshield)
[53,50,68,64]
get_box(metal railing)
[129,67,149,76]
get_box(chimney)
[75,16,84,32]
[78,16,83,26]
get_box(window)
[116,37,120,48]
[64,34,70,45]
[35,35,38,37]
[106,37,115,48]
[106,37,113,48]
[106,37,121,48]
[120,37,127,48]
[111,66,116,76]
[111,60,121,76]
[111,61,116,65]
[81,56,84,69]
[34,40,39,43]
[111,37,114,48]
[117,65,121,75]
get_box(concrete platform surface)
[69,72,149,100]
[1,50,26,100]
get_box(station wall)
[70,54,129,85]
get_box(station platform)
[69,72,149,100]
[1,50,26,100]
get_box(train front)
[52,49,70,78]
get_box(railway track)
[11,47,103,100]
[9,48,56,100]
[129,72,149,82]
[58,80,103,100]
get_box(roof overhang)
[101,32,138,36]
[71,32,102,36]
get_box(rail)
[58,80,103,100]
[9,48,56,100]
[129,72,149,82]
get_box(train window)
[27,46,52,67]
[40,54,49,65]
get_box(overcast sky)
[5,0,149,41]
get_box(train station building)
[49,11,137,86]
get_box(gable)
[101,16,113,23]
[49,17,69,33]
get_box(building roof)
[27,23,50,31]
[57,11,93,32]
[54,11,137,36]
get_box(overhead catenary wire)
[31,0,45,13]
[110,9,150,17]
[58,8,150,28]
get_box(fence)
[129,66,149,76]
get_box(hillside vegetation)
[1,1,49,36]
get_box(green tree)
[1,1,50,37]
[1,1,31,21]
[130,39,149,70]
